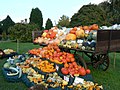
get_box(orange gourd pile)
[65,24,99,40]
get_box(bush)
[8,23,40,42]
[2,31,7,40]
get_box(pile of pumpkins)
[33,24,99,51]
[29,43,91,77]
[33,27,66,45]
[59,24,98,51]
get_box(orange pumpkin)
[91,24,99,30]
[78,26,83,29]
[83,26,89,30]
[65,33,76,40]
[69,30,76,34]
[75,29,85,38]
[50,32,56,39]
[70,58,75,62]
[73,27,77,31]
[64,63,69,68]
[46,34,50,38]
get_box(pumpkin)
[78,26,83,30]
[83,26,89,30]
[90,24,99,30]
[69,30,76,34]
[79,67,86,76]
[86,69,91,74]
[50,32,56,39]
[72,62,77,66]
[46,34,50,38]
[61,68,69,75]
[65,34,76,40]
[75,29,85,38]
[73,27,77,31]
[64,63,69,68]
[70,58,75,62]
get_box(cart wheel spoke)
[101,62,108,67]
[75,54,87,69]
[93,54,109,71]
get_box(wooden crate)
[95,30,120,54]
[32,31,43,42]
[95,30,110,54]
[109,30,120,52]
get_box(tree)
[99,0,120,25]
[0,22,3,34]
[2,31,7,40]
[0,15,15,34]
[8,23,39,42]
[70,4,107,27]
[45,18,53,30]
[98,1,112,26]
[29,7,43,30]
[57,15,70,27]
[109,0,120,24]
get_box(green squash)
[3,62,11,68]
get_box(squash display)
[2,24,105,90]
[33,24,98,51]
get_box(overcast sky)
[0,0,105,26]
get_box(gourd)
[92,31,97,40]
[3,62,11,68]
[14,59,21,64]
[18,67,22,78]
[62,80,68,89]
[65,34,76,40]
[7,67,19,76]
[82,41,90,47]
[75,29,85,38]
[90,41,96,48]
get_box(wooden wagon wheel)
[74,54,87,69]
[93,54,109,71]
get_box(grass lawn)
[0,42,120,90]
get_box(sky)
[0,0,105,26]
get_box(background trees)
[0,15,15,34]
[69,4,107,27]
[69,0,120,27]
[29,7,43,30]
[45,18,53,30]
[98,0,120,25]
[0,0,120,41]
[108,0,120,24]
[57,15,70,27]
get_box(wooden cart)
[59,30,120,71]
[32,30,120,71]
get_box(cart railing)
[95,30,120,54]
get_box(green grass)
[0,42,39,90]
[92,53,120,90]
[0,42,120,90]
